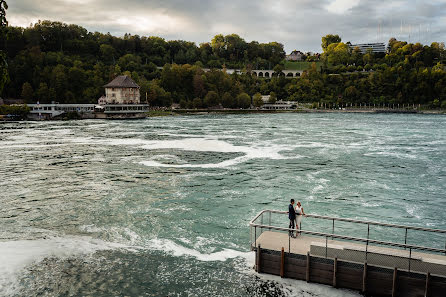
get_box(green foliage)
[321,34,341,52]
[204,90,219,107]
[0,104,30,118]
[21,82,33,101]
[1,21,446,109]
[252,92,263,107]
[269,92,277,103]
[0,1,8,95]
[236,92,251,109]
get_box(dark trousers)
[289,219,295,235]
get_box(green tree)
[252,92,263,107]
[221,92,233,108]
[269,91,277,103]
[236,92,251,108]
[273,64,284,75]
[36,82,49,102]
[21,82,33,102]
[0,0,8,95]
[321,34,341,52]
[204,90,219,107]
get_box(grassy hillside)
[284,61,323,70]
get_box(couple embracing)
[288,199,306,238]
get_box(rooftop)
[104,75,140,88]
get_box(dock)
[250,210,446,297]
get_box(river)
[1,113,445,296]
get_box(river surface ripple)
[0,113,445,296]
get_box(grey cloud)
[7,0,446,53]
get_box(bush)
[204,91,219,107]
[236,93,251,109]
[0,104,30,119]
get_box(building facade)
[349,42,387,54]
[101,75,140,104]
[286,50,305,61]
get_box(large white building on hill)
[348,42,387,54]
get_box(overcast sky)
[7,0,446,53]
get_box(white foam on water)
[140,155,249,168]
[0,236,137,296]
[132,138,300,168]
[406,205,422,219]
[145,238,253,263]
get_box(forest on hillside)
[1,21,446,108]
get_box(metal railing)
[250,210,446,276]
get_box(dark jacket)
[288,204,296,220]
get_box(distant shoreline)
[172,108,446,115]
[1,108,445,122]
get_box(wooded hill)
[2,21,446,108]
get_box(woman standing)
[295,201,306,237]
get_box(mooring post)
[333,257,338,288]
[362,262,367,294]
[280,247,285,278]
[425,272,430,297]
[256,244,261,273]
[392,267,398,297]
[306,252,310,282]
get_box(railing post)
[425,272,430,297]
[366,224,369,262]
[362,262,367,293]
[325,236,328,258]
[280,247,285,278]
[408,248,412,272]
[404,228,408,250]
[306,252,310,282]
[332,219,335,239]
[250,225,252,249]
[269,211,271,231]
[367,223,370,241]
[392,267,398,297]
[256,244,261,273]
[260,213,263,234]
[333,257,338,288]
[254,226,257,249]
[289,231,291,253]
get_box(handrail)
[250,222,446,254]
[250,209,446,234]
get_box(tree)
[36,82,49,102]
[269,91,277,103]
[204,90,219,107]
[221,92,233,108]
[21,82,33,102]
[236,92,251,108]
[252,92,263,107]
[273,64,284,75]
[321,34,341,52]
[0,0,8,95]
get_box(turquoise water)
[0,113,445,296]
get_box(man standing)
[288,199,296,237]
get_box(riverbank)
[1,107,445,121]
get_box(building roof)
[104,75,140,88]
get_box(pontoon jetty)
[250,210,446,297]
